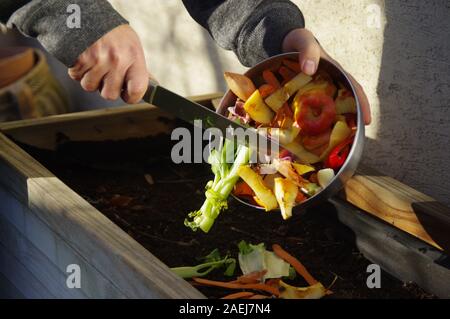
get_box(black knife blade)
[143,83,283,158]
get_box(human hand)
[68,24,151,104]
[282,28,371,125]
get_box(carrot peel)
[221,291,255,299]
[232,270,267,284]
[193,277,280,296]
[272,244,318,286]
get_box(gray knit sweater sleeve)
[6,0,128,67]
[182,0,305,67]
[4,0,304,68]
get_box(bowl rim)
[217,52,365,211]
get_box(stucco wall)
[1,1,449,205]
[109,0,450,204]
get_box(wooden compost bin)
[0,94,449,299]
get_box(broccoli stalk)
[185,140,251,233]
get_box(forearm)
[6,0,128,67]
[182,0,305,67]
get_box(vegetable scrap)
[171,248,236,279]
[186,58,358,233]
[171,241,331,299]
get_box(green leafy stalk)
[171,259,231,279]
[170,248,236,279]
[185,140,251,233]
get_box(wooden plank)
[0,132,204,298]
[331,198,450,298]
[0,243,55,299]
[0,93,224,151]
[0,104,175,150]
[342,164,450,252]
[0,271,25,299]
[0,93,222,132]
[187,92,224,107]
[0,185,125,298]
[0,215,87,299]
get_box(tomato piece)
[295,93,336,135]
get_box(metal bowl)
[216,52,365,213]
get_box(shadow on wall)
[365,0,450,205]
[157,6,226,94]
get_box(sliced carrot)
[262,70,281,88]
[192,277,237,289]
[192,277,280,296]
[271,103,293,127]
[234,181,254,197]
[282,59,301,73]
[230,278,259,285]
[272,244,318,286]
[279,66,296,82]
[259,84,276,98]
[221,292,255,299]
[296,191,306,203]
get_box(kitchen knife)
[143,81,284,157]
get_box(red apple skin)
[295,93,336,135]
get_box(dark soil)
[19,134,434,299]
